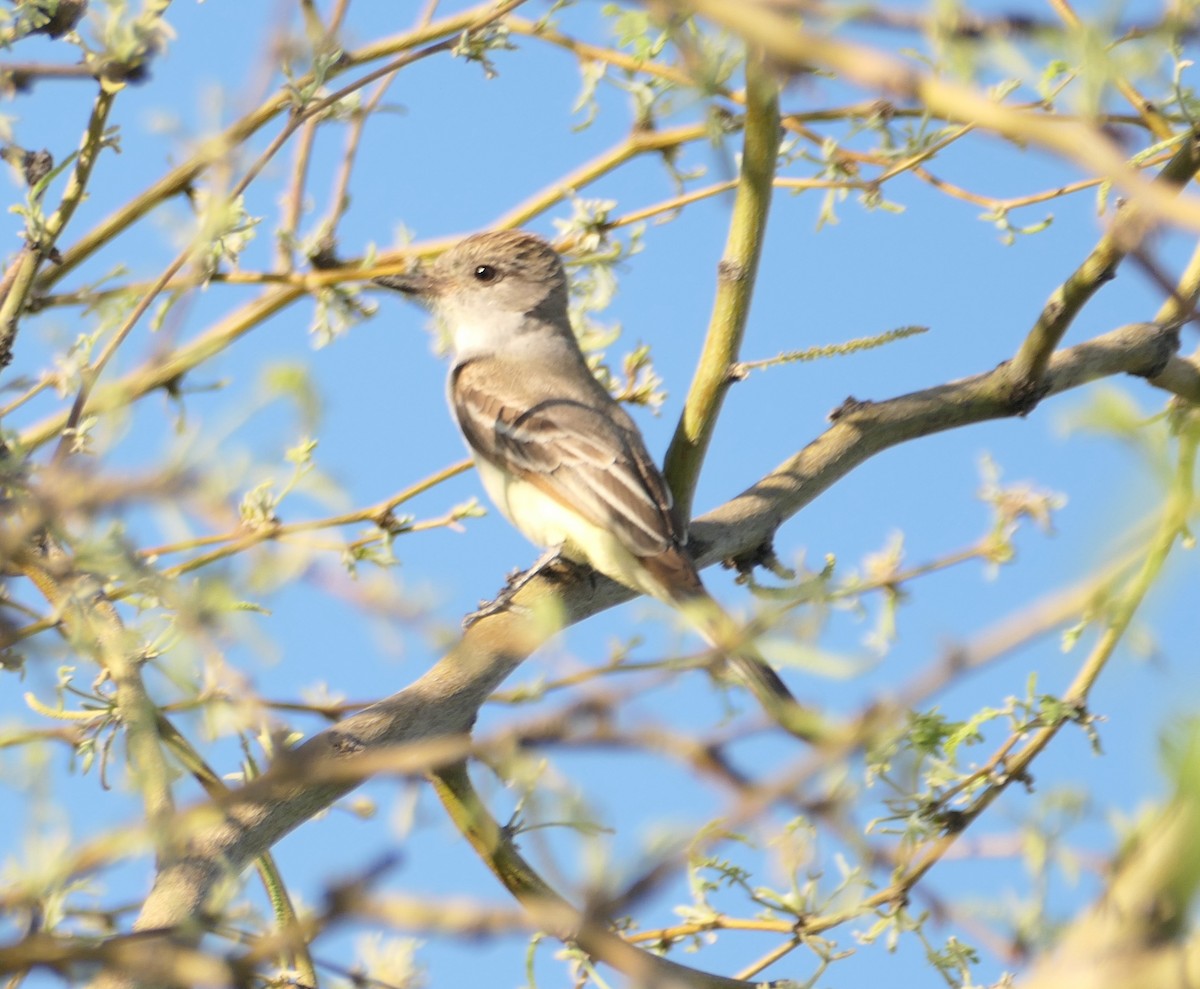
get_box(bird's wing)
[451,358,682,559]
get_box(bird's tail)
[678,592,827,742]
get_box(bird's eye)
[473,264,499,283]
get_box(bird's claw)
[461,549,566,628]
[462,589,520,628]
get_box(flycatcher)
[376,230,816,736]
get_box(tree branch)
[430,762,761,989]
[106,319,1183,976]
[664,51,780,517]
[681,0,1200,231]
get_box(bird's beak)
[373,271,435,299]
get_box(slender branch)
[38,0,528,292]
[0,86,116,371]
[1046,0,1175,141]
[138,460,471,562]
[321,68,402,238]
[663,52,779,517]
[18,552,177,858]
[0,61,99,83]
[490,122,711,232]
[1005,131,1200,397]
[912,165,1107,209]
[19,286,304,451]
[430,762,760,989]
[506,15,703,91]
[148,461,472,582]
[277,119,320,272]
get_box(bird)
[375,230,818,738]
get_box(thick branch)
[115,320,1184,959]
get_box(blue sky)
[1,2,1198,987]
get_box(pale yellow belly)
[473,456,665,600]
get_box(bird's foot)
[462,549,570,628]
